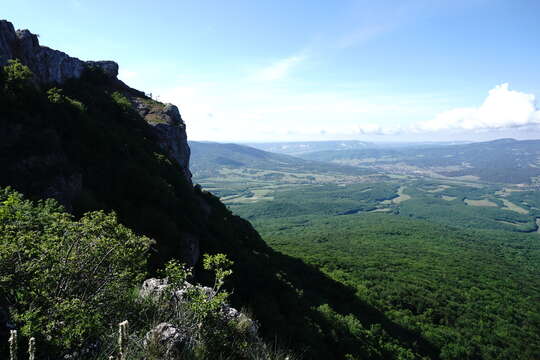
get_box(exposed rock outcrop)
[132,98,192,183]
[0,19,192,201]
[0,20,117,84]
[140,278,259,336]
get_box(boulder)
[140,278,170,299]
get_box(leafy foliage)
[0,187,152,355]
[252,213,540,359]
[0,189,293,359]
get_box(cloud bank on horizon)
[349,84,540,136]
[414,84,540,133]
[154,79,540,142]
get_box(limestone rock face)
[153,104,192,183]
[132,98,192,184]
[0,20,118,84]
[0,21,17,61]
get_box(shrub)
[0,187,153,355]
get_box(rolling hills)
[299,138,540,184]
[190,141,373,178]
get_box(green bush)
[3,59,33,87]
[0,188,152,355]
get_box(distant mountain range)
[192,139,540,185]
[300,138,540,184]
[189,141,372,179]
[245,140,373,155]
[246,140,471,155]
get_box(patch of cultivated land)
[369,208,392,213]
[215,168,371,185]
[495,187,526,196]
[464,198,498,207]
[392,186,411,204]
[500,199,529,214]
[425,185,450,193]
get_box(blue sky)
[4,0,540,142]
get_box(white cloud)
[156,80,433,142]
[155,78,540,142]
[250,55,306,81]
[415,84,540,132]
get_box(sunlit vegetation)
[250,213,540,359]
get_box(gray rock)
[131,98,193,184]
[140,278,258,337]
[140,278,216,304]
[0,19,118,84]
[152,104,192,183]
[0,20,16,63]
[86,60,118,78]
[144,322,185,358]
[174,283,214,302]
[140,278,170,299]
[222,305,259,336]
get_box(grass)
[500,198,529,214]
[464,198,498,207]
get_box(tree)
[0,187,153,353]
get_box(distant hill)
[300,138,540,184]
[246,140,472,155]
[245,140,373,155]
[189,141,372,179]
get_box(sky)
[3,0,540,142]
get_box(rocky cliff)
[0,20,117,83]
[132,98,192,182]
[0,19,191,189]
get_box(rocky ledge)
[0,20,117,84]
[132,98,192,183]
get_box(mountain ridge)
[190,140,373,180]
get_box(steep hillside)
[0,20,440,359]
